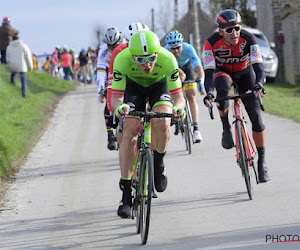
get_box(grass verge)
[264,82,300,123]
[0,65,75,188]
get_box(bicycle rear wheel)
[236,120,253,200]
[138,147,153,245]
[184,102,192,154]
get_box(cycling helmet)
[3,17,11,24]
[129,30,160,56]
[165,30,184,47]
[124,22,149,43]
[216,9,242,27]
[104,27,122,45]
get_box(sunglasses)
[170,45,182,50]
[221,26,241,34]
[134,54,157,64]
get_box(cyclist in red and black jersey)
[203,9,270,183]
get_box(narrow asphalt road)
[1,83,300,249]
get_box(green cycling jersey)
[111,47,182,96]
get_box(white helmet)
[104,27,122,45]
[124,22,149,43]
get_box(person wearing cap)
[0,17,19,64]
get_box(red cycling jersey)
[107,43,128,114]
[203,29,264,92]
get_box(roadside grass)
[0,65,75,186]
[264,82,300,123]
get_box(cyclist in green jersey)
[112,30,186,218]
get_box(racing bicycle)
[208,84,264,200]
[119,108,173,245]
[174,80,195,154]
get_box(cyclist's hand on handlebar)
[115,103,130,118]
[203,92,214,107]
[173,106,186,121]
[253,82,266,98]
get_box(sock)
[193,122,199,131]
[119,178,131,190]
[221,115,231,130]
[257,147,265,165]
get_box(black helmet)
[216,9,242,27]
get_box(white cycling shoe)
[193,130,202,143]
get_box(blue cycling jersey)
[164,42,202,69]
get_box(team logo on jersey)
[159,94,171,101]
[251,45,261,58]
[101,48,109,57]
[239,43,246,53]
[113,70,122,81]
[170,69,179,81]
[215,49,231,57]
[204,51,214,65]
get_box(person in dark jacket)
[0,17,19,64]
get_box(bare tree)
[94,25,105,49]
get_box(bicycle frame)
[131,118,152,181]
[233,99,256,166]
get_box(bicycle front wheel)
[236,120,253,200]
[138,147,153,245]
[184,102,192,154]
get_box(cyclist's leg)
[117,117,140,218]
[238,68,270,182]
[105,103,117,150]
[117,79,145,218]
[214,70,234,149]
[182,62,202,142]
[150,79,173,192]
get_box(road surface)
[1,84,300,249]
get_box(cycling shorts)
[213,66,265,132]
[181,61,196,90]
[123,77,173,111]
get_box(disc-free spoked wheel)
[138,147,153,245]
[236,121,253,200]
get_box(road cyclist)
[96,27,123,150]
[165,30,205,143]
[202,9,270,183]
[111,30,186,219]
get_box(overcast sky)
[2,0,190,55]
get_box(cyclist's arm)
[96,45,109,93]
[202,40,216,94]
[178,68,186,82]
[111,50,127,111]
[253,63,265,84]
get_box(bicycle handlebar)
[207,91,265,120]
[128,110,174,119]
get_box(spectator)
[6,34,33,98]
[78,48,90,82]
[69,48,76,79]
[32,53,39,70]
[60,46,72,80]
[0,17,19,64]
[43,56,51,73]
[50,46,60,76]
